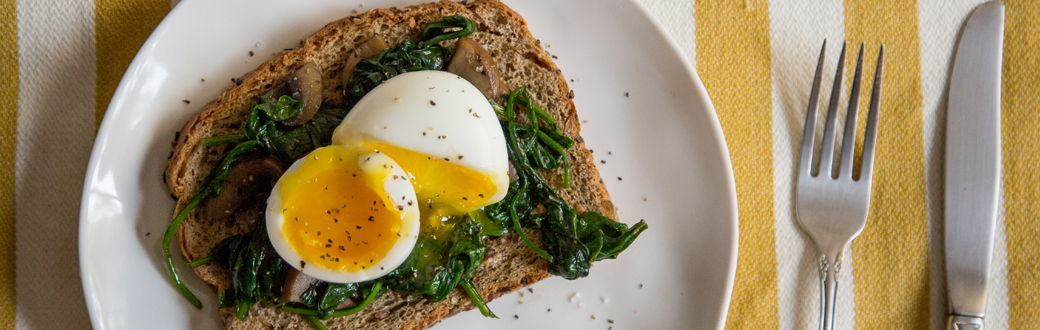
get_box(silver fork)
[796,41,884,330]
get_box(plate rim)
[624,0,738,327]
[78,0,739,328]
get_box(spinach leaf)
[382,216,484,301]
[254,91,303,121]
[210,218,290,320]
[344,40,448,104]
[344,15,475,105]
[244,103,349,163]
[281,282,385,322]
[419,15,476,47]
[162,140,259,309]
[576,212,649,261]
[489,88,648,280]
[381,215,495,317]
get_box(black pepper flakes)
[618,177,623,181]
[567,90,575,99]
[551,55,558,59]
[513,315,519,319]
[182,100,190,104]
[430,100,437,106]
[248,50,254,56]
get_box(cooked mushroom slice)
[281,267,320,303]
[447,36,509,100]
[282,62,323,126]
[342,37,390,83]
[203,154,285,219]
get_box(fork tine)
[859,45,884,182]
[818,42,847,178]
[800,41,827,177]
[839,44,866,177]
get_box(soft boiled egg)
[266,145,420,283]
[332,70,510,227]
[267,70,509,284]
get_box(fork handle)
[817,253,842,330]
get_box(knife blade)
[945,1,1004,330]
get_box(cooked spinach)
[381,215,496,317]
[245,92,349,163]
[419,15,476,48]
[255,93,303,121]
[162,140,259,309]
[281,281,384,320]
[210,218,289,320]
[488,88,649,280]
[344,15,475,105]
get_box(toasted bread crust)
[165,1,615,329]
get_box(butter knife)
[945,1,1004,330]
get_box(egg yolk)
[362,143,497,226]
[278,146,402,272]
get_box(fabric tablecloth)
[2,0,1038,329]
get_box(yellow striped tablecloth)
[1,0,1037,329]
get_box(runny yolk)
[362,143,497,226]
[279,146,401,272]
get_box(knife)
[945,1,1004,330]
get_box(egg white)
[331,70,510,204]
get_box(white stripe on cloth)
[640,0,697,69]
[14,0,96,329]
[915,0,1008,328]
[766,1,851,329]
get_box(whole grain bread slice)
[164,1,616,329]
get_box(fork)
[796,41,884,330]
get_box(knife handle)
[947,315,984,330]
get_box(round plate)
[79,0,738,329]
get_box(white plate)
[79,0,738,329]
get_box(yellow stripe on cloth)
[1002,0,1040,327]
[94,0,171,128]
[693,1,780,328]
[0,0,16,328]
[844,0,930,328]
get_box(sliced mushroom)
[282,62,323,126]
[281,268,320,303]
[203,154,285,219]
[447,36,509,100]
[342,37,390,83]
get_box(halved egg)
[266,145,420,283]
[332,70,510,227]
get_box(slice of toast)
[164,1,616,328]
